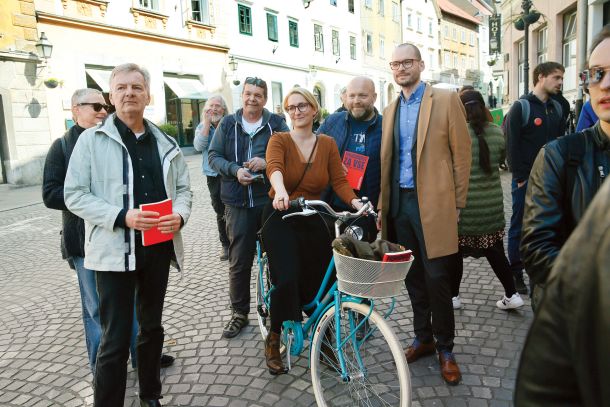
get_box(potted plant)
[44,78,61,88]
[157,122,179,138]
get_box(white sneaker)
[452,296,462,309]
[496,293,524,310]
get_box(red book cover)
[382,250,413,263]
[139,198,173,247]
[342,151,369,191]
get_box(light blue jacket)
[193,122,218,177]
[64,114,192,272]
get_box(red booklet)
[140,198,173,247]
[382,250,413,263]
[343,151,369,190]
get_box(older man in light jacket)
[65,63,192,407]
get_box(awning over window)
[85,68,112,92]
[164,76,209,100]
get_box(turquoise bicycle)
[255,198,413,406]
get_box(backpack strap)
[558,131,586,233]
[519,99,530,128]
[60,136,69,169]
[549,98,563,120]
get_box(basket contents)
[331,235,407,261]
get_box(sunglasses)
[244,77,266,87]
[580,66,610,88]
[76,102,110,112]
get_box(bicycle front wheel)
[310,302,411,407]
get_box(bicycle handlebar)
[285,197,377,220]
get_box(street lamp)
[35,32,53,61]
[515,0,541,94]
[228,55,239,86]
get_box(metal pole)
[575,0,588,120]
[522,0,531,95]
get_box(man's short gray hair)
[109,63,151,91]
[71,88,103,106]
[205,94,228,114]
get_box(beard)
[210,113,224,124]
[350,106,374,120]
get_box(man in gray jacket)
[209,77,288,339]
[65,63,192,407]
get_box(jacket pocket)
[88,225,98,242]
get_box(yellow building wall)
[0,0,38,52]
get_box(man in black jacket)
[505,61,565,295]
[209,77,289,339]
[521,25,610,310]
[42,88,174,375]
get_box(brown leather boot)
[265,332,286,375]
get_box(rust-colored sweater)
[266,132,357,205]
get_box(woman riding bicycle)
[261,87,363,375]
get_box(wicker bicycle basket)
[333,250,414,298]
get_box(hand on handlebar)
[273,191,290,211]
[351,199,364,211]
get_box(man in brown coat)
[378,43,471,385]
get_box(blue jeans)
[507,179,527,275]
[73,257,138,373]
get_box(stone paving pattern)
[0,155,532,406]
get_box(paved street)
[0,154,532,407]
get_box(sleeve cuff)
[114,209,127,229]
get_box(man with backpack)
[520,25,610,311]
[505,61,566,295]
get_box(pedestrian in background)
[318,76,381,242]
[378,43,471,385]
[65,63,192,407]
[451,90,523,311]
[208,77,289,339]
[576,99,599,131]
[505,61,565,296]
[521,24,610,310]
[193,95,230,261]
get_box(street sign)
[489,15,501,54]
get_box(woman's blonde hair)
[283,87,321,123]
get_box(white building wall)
[401,0,441,83]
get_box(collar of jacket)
[234,107,273,131]
[593,121,610,150]
[94,113,180,161]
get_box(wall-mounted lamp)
[272,45,279,54]
[309,66,317,78]
[303,0,312,8]
[35,32,53,61]
[335,57,341,64]
[228,55,240,86]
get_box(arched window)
[313,85,324,108]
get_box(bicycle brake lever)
[282,208,317,220]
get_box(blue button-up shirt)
[398,81,426,188]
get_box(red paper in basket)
[382,250,413,263]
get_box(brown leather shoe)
[439,352,461,385]
[404,340,436,363]
[265,332,286,375]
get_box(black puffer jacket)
[515,178,610,406]
[520,123,610,287]
[42,125,86,267]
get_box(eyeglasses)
[76,102,110,112]
[389,59,421,70]
[285,103,310,114]
[580,66,610,87]
[245,77,266,87]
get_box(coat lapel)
[416,84,432,167]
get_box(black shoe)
[139,398,161,407]
[160,354,174,368]
[223,312,249,338]
[514,273,529,295]
[220,247,229,261]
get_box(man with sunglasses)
[378,43,471,386]
[209,77,289,339]
[520,24,610,312]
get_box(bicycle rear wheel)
[310,302,411,407]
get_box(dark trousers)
[260,202,333,334]
[206,175,229,248]
[508,179,527,275]
[225,203,265,314]
[393,190,455,352]
[451,240,517,298]
[93,242,172,406]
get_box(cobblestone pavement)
[0,154,532,407]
